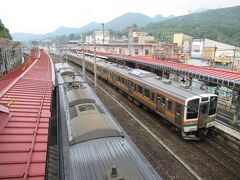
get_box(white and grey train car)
[67,53,218,140]
[55,63,161,180]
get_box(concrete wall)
[173,33,193,47]
[204,38,235,50]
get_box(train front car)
[182,94,218,139]
[184,94,218,139]
[55,63,161,180]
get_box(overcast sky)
[1,0,239,34]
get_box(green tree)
[0,19,12,39]
[146,5,240,45]
[69,33,76,40]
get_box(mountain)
[47,26,80,36]
[105,12,173,30]
[146,5,240,45]
[191,8,209,14]
[0,19,12,39]
[11,12,173,41]
[105,13,151,30]
[80,22,101,32]
[11,32,44,41]
[12,27,81,41]
[151,15,174,23]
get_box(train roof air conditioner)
[162,79,172,84]
[180,84,189,89]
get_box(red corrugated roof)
[0,50,52,180]
[109,54,240,82]
[0,52,37,92]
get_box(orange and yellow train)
[68,53,218,140]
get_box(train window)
[209,96,218,115]
[167,100,172,111]
[157,96,161,104]
[187,99,200,119]
[128,81,133,88]
[144,89,150,98]
[103,69,106,74]
[122,78,125,84]
[200,104,208,115]
[201,97,209,102]
[118,76,120,82]
[162,97,166,105]
[113,74,117,80]
[137,86,143,94]
[151,92,155,101]
[134,84,136,91]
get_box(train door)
[156,95,165,116]
[128,81,134,95]
[198,103,208,128]
[175,103,182,127]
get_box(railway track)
[69,63,198,180]
[192,139,240,179]
[51,54,240,179]
[84,71,240,178]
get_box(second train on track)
[66,52,218,140]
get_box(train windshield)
[209,96,218,115]
[187,98,200,119]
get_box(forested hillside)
[0,19,12,39]
[146,6,240,45]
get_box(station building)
[191,38,240,71]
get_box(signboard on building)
[214,50,234,63]
[202,47,215,61]
[182,40,191,53]
[191,40,204,59]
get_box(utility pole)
[94,33,97,87]
[65,40,68,63]
[128,28,132,56]
[155,38,159,59]
[60,43,63,65]
[102,23,105,45]
[231,46,237,71]
[81,33,85,81]
[233,91,240,124]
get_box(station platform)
[82,50,240,90]
[0,49,54,180]
[212,121,240,152]
[215,121,240,140]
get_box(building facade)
[173,33,193,59]
[74,43,156,57]
[132,32,155,44]
[190,38,240,70]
